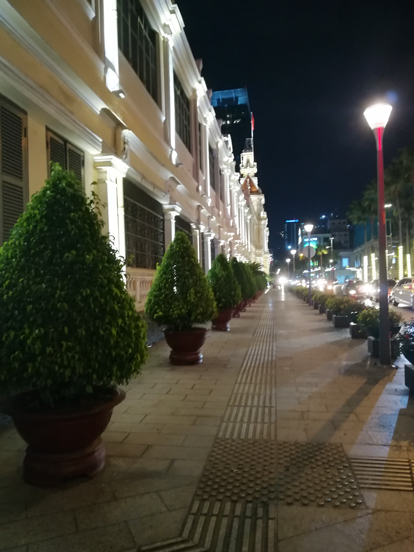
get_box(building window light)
[113,89,126,99]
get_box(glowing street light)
[364,103,392,365]
[290,249,297,280]
[286,258,291,278]
[304,224,314,305]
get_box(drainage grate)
[350,457,414,491]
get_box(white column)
[224,169,231,217]
[201,122,210,201]
[191,223,200,262]
[203,232,214,273]
[103,0,120,91]
[93,155,129,260]
[163,205,182,250]
[190,95,199,181]
[162,36,176,163]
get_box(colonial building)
[0,0,270,311]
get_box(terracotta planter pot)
[233,302,243,318]
[241,300,248,312]
[164,328,207,365]
[9,388,125,487]
[212,308,235,331]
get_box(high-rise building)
[211,88,252,166]
[285,219,299,250]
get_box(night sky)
[177,0,414,258]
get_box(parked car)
[390,278,414,308]
[370,279,396,302]
[342,280,366,299]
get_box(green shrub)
[230,258,250,300]
[146,231,217,331]
[357,308,403,339]
[325,296,353,315]
[318,292,332,306]
[255,273,267,291]
[241,263,257,299]
[0,164,148,408]
[341,300,366,317]
[208,254,241,310]
[312,291,324,303]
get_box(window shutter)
[47,131,66,171]
[67,143,84,183]
[0,102,27,244]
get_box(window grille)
[117,0,158,103]
[198,122,203,172]
[175,216,192,243]
[46,130,84,184]
[219,171,224,202]
[174,73,191,151]
[210,238,216,263]
[125,196,164,269]
[0,98,27,245]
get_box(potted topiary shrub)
[146,231,217,365]
[241,263,258,305]
[342,301,367,338]
[231,258,250,315]
[317,292,331,314]
[208,254,241,331]
[0,165,148,487]
[325,296,345,322]
[357,308,402,358]
[311,291,323,310]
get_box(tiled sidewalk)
[2,289,414,551]
[0,299,262,552]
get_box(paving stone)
[128,508,188,548]
[143,445,210,461]
[75,492,166,530]
[27,522,135,552]
[0,511,77,550]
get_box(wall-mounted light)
[113,89,125,99]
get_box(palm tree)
[315,245,328,269]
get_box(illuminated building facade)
[0,0,271,311]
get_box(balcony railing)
[126,267,156,312]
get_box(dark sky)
[176,0,414,258]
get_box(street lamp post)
[329,237,334,282]
[286,258,291,279]
[304,224,314,305]
[291,249,297,281]
[364,103,392,365]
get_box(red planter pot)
[212,308,235,331]
[233,302,243,318]
[9,388,125,487]
[164,328,207,365]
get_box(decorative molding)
[0,55,102,152]
[93,154,129,176]
[78,0,96,19]
[0,2,105,115]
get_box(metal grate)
[2,181,23,242]
[125,196,164,269]
[0,106,23,180]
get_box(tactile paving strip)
[350,457,414,491]
[278,442,363,509]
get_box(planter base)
[313,302,319,310]
[212,309,234,332]
[326,309,333,321]
[24,438,105,487]
[318,304,326,314]
[349,322,367,339]
[333,315,350,328]
[165,328,207,366]
[170,350,203,365]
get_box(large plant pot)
[368,336,399,359]
[164,328,207,365]
[8,388,125,487]
[333,315,350,328]
[313,302,319,310]
[241,300,248,312]
[318,304,326,314]
[212,308,235,331]
[349,322,367,339]
[326,309,333,321]
[233,302,243,318]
